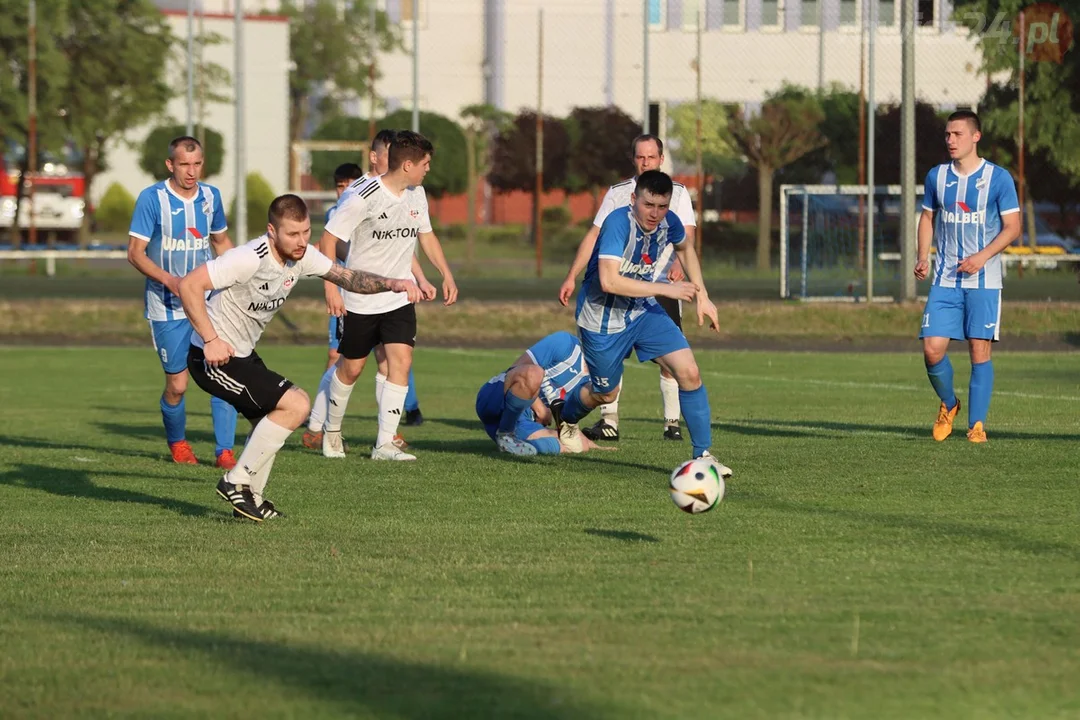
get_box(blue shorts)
[150,319,194,374]
[475,376,546,441]
[328,315,343,351]
[919,285,1001,342]
[579,307,690,393]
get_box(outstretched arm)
[321,264,422,303]
[558,225,601,306]
[673,242,719,332]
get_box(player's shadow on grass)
[585,528,661,543]
[722,418,1080,442]
[0,463,212,519]
[0,433,169,463]
[96,422,217,446]
[743,490,1080,562]
[62,615,603,720]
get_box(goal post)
[779,184,922,302]
[288,140,369,226]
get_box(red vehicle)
[0,142,86,244]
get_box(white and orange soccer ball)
[669,459,725,514]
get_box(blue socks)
[679,385,712,458]
[498,390,533,434]
[160,395,186,445]
[210,396,238,455]
[526,436,561,455]
[562,386,591,425]
[404,369,419,412]
[968,360,994,428]
[926,356,958,410]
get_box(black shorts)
[187,345,293,421]
[655,295,683,329]
[338,304,417,359]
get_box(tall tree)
[0,0,70,245]
[872,102,948,185]
[954,0,1080,177]
[488,111,570,193]
[58,0,173,244]
[277,0,398,182]
[727,95,827,270]
[460,104,511,269]
[563,106,640,197]
[774,84,861,185]
[667,99,744,180]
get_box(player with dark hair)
[179,194,419,521]
[558,170,732,477]
[916,109,1020,443]
[317,130,457,461]
[558,133,698,443]
[128,135,238,469]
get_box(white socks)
[599,384,622,428]
[377,381,407,448]
[660,374,681,425]
[307,366,336,433]
[375,372,387,406]
[227,417,292,492]
[324,370,355,433]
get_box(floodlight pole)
[234,1,246,244]
[186,0,194,135]
[695,3,704,255]
[28,0,38,254]
[411,0,419,132]
[900,0,916,300]
[642,0,650,130]
[535,8,544,278]
[865,0,877,302]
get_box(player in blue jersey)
[561,170,732,476]
[915,110,1020,443]
[476,332,612,455]
[127,136,238,468]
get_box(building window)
[683,0,703,29]
[801,0,820,26]
[761,0,783,27]
[648,102,662,137]
[723,0,742,26]
[648,0,665,28]
[839,0,858,25]
[879,0,896,26]
[917,0,935,26]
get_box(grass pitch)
[1,345,1078,718]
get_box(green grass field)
[2,346,1079,718]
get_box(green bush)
[140,125,225,180]
[228,172,277,239]
[94,183,136,233]
[541,205,571,226]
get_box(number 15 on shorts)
[592,375,611,389]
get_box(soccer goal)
[779,184,923,302]
[289,140,369,224]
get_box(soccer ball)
[669,459,725,514]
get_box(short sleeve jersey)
[324,176,432,315]
[593,177,695,282]
[922,159,1019,289]
[193,236,332,358]
[129,180,228,321]
[576,208,686,334]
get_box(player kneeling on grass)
[476,331,613,456]
[178,194,419,522]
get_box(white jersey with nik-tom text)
[193,235,333,358]
[324,175,433,315]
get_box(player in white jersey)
[915,110,1020,444]
[127,135,238,469]
[178,194,420,521]
[318,130,457,461]
[304,130,431,451]
[558,134,696,443]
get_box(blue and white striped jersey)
[525,331,591,407]
[576,208,685,334]
[923,159,1019,289]
[130,180,228,321]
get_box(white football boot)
[371,442,417,461]
[698,451,733,478]
[322,430,347,459]
[496,432,538,456]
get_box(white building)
[92,8,290,218]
